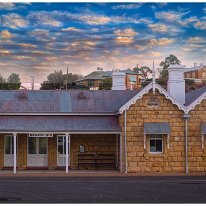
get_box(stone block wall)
[119,91,186,173]
[188,99,206,172]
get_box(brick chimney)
[112,70,126,90]
[167,64,186,105]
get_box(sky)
[0,2,206,86]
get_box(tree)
[7,73,20,83]
[40,70,83,90]
[159,54,181,82]
[0,74,6,83]
[133,65,152,79]
[99,77,112,90]
[0,73,21,90]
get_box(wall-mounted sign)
[147,96,160,108]
[29,134,53,138]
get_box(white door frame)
[57,135,70,166]
[27,136,48,167]
[4,135,14,167]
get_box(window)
[192,72,195,78]
[149,134,163,154]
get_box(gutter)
[0,112,117,116]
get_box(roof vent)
[15,91,28,100]
[78,91,87,99]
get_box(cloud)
[112,3,142,10]
[0,30,15,39]
[0,3,15,10]
[187,37,206,43]
[134,38,175,51]
[114,29,138,36]
[62,27,82,32]
[78,14,111,25]
[0,2,31,10]
[194,21,206,30]
[114,29,138,44]
[148,24,168,33]
[28,11,62,27]
[178,16,198,27]
[115,36,134,44]
[13,56,36,61]
[0,13,28,29]
[18,43,37,49]
[155,10,190,22]
[0,49,12,56]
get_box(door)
[4,135,14,167]
[27,137,48,167]
[57,135,70,166]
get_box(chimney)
[167,64,186,105]
[112,70,126,90]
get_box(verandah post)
[13,133,17,174]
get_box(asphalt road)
[0,176,206,203]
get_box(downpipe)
[183,113,190,175]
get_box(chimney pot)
[112,71,126,90]
[167,64,186,105]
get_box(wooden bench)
[78,154,115,170]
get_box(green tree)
[7,73,20,83]
[0,73,21,90]
[99,78,112,90]
[0,74,6,83]
[159,54,181,82]
[40,70,82,90]
[133,65,152,79]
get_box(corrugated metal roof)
[0,90,138,113]
[185,65,205,72]
[185,86,206,106]
[144,122,171,134]
[75,69,138,82]
[0,116,121,133]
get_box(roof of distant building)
[75,69,138,82]
[185,64,206,73]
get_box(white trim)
[167,134,170,150]
[119,82,187,114]
[144,133,146,150]
[186,93,206,113]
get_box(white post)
[124,110,127,173]
[116,134,118,169]
[65,133,69,174]
[120,134,122,173]
[13,133,17,174]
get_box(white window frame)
[149,134,163,154]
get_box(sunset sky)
[0,2,206,86]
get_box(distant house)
[75,68,140,90]
[184,63,206,83]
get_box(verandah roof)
[144,122,171,134]
[0,116,121,133]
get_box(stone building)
[1,64,206,174]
